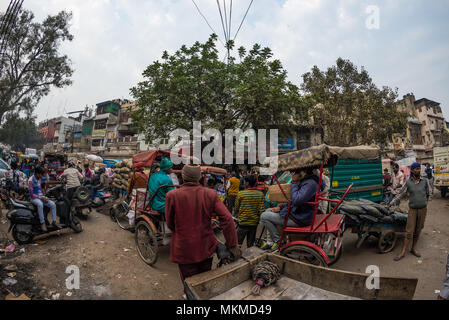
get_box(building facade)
[392,93,446,163]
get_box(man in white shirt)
[60,161,84,200]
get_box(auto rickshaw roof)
[272,144,380,172]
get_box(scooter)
[4,184,83,244]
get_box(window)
[92,139,103,147]
[95,119,107,130]
[120,112,130,123]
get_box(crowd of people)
[2,151,446,300]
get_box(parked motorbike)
[4,184,83,244]
[1,178,29,203]
[66,185,92,220]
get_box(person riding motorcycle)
[60,161,84,200]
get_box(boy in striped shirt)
[234,175,265,248]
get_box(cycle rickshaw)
[262,144,380,267]
[122,150,228,266]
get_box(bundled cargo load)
[337,198,407,226]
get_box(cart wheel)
[378,231,397,254]
[281,244,328,267]
[135,220,159,266]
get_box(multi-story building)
[392,93,446,163]
[91,101,120,152]
[38,116,81,153]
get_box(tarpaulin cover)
[132,150,173,168]
[273,144,380,172]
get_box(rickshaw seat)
[284,214,345,234]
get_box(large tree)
[301,58,408,147]
[130,34,306,144]
[0,114,44,152]
[0,9,74,124]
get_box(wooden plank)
[185,247,267,300]
[211,280,254,300]
[302,287,358,300]
[268,253,418,300]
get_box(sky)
[5,0,449,122]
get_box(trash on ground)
[4,264,17,271]
[66,291,73,297]
[417,260,423,264]
[51,293,60,300]
[5,244,16,253]
[2,278,18,286]
[116,274,121,279]
[7,272,16,277]
[435,290,441,294]
[20,248,25,253]
[124,248,130,252]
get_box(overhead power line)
[191,0,225,46]
[233,0,253,41]
[216,0,228,43]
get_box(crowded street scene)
[1,0,449,306]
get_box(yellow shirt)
[228,177,240,196]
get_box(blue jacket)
[147,171,175,213]
[279,175,320,226]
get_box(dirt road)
[1,192,448,300]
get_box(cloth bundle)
[251,261,281,295]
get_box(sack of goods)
[111,161,132,190]
[336,198,408,226]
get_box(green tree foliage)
[301,58,408,147]
[0,114,44,152]
[0,9,74,124]
[130,34,306,144]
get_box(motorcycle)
[82,178,111,211]
[1,177,29,203]
[4,184,83,244]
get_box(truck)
[434,146,449,198]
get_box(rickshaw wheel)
[135,220,159,266]
[281,244,328,267]
[378,231,397,254]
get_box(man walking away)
[165,164,240,296]
[234,175,265,248]
[60,161,84,200]
[226,172,240,215]
[389,162,431,261]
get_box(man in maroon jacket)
[166,164,241,295]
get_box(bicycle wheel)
[135,220,158,266]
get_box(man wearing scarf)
[389,162,431,261]
[165,164,240,296]
[147,157,175,213]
